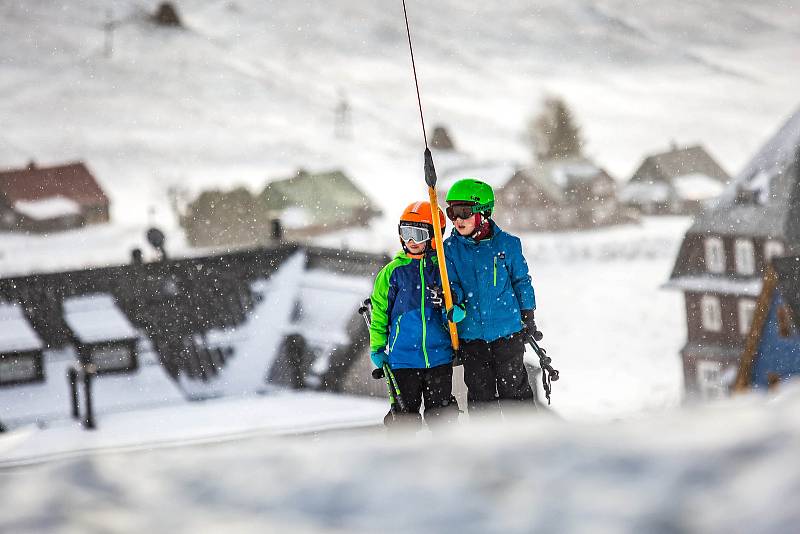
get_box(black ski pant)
[384,363,458,431]
[460,331,534,415]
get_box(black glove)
[426,285,444,309]
[522,309,542,340]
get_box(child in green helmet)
[443,178,541,414]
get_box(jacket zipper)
[493,255,497,286]
[420,258,430,368]
[389,316,401,353]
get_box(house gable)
[0,162,110,229]
[0,162,109,210]
[260,170,380,227]
[631,145,730,185]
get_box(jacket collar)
[450,220,502,245]
[396,249,438,261]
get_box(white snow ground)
[2,386,800,533]
[0,391,386,468]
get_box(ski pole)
[384,365,407,412]
[372,363,406,412]
[358,298,408,412]
[401,0,460,353]
[358,297,372,328]
[382,366,398,411]
[524,333,560,405]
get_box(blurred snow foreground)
[2,387,800,533]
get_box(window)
[734,239,755,275]
[0,354,41,385]
[738,299,757,336]
[701,295,723,332]
[91,345,135,373]
[696,360,725,400]
[704,237,725,274]
[764,240,785,265]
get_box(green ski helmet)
[445,178,495,216]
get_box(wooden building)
[439,158,626,231]
[620,144,730,215]
[181,169,382,248]
[260,169,381,236]
[0,161,110,232]
[735,256,800,392]
[667,107,800,400]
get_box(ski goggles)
[398,224,431,243]
[446,204,477,221]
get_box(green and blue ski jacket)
[369,250,454,369]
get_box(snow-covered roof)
[185,251,307,398]
[0,162,108,208]
[280,206,311,229]
[549,161,602,188]
[0,302,43,353]
[63,293,138,344]
[293,269,372,381]
[430,149,475,176]
[725,106,800,203]
[633,145,730,184]
[619,182,670,203]
[439,160,518,190]
[684,107,799,244]
[13,196,81,221]
[688,201,788,238]
[183,248,378,396]
[664,275,763,297]
[672,173,725,202]
[295,270,371,346]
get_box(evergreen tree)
[527,96,583,161]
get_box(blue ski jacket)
[369,250,454,369]
[444,221,536,342]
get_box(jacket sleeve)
[444,242,466,305]
[507,236,536,312]
[369,264,395,352]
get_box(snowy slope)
[0,0,798,227]
[2,386,800,533]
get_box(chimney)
[131,248,143,265]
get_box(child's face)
[454,214,477,236]
[405,239,427,254]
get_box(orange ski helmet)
[398,201,446,253]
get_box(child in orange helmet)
[368,201,465,430]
